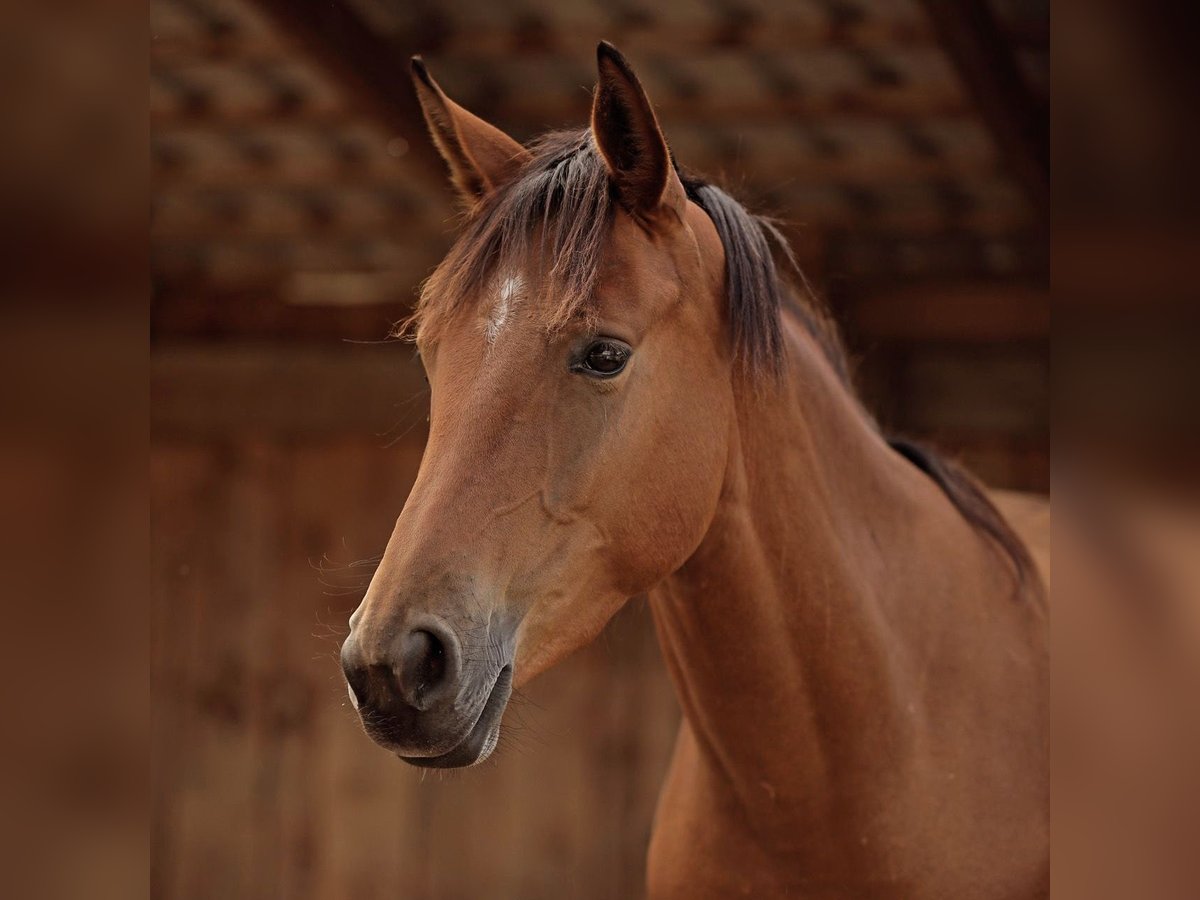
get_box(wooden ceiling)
[151,0,1048,342]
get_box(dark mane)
[402,126,1036,593]
[889,438,1039,593]
[676,176,848,383]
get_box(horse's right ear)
[410,57,531,205]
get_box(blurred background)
[150,0,1048,897]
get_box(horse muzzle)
[340,613,514,768]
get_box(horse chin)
[398,666,512,769]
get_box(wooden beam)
[151,187,435,240]
[848,282,1049,342]
[150,91,974,129]
[151,117,1004,189]
[152,231,443,273]
[826,230,1047,283]
[155,18,940,63]
[773,179,1034,234]
[151,343,428,437]
[917,0,1048,214]
[151,276,424,343]
[151,32,929,69]
[244,0,444,179]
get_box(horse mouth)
[398,666,512,769]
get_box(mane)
[400,127,1036,592]
[888,438,1039,594]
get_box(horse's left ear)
[410,57,531,204]
[591,42,687,221]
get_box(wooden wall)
[845,283,1049,491]
[151,349,681,900]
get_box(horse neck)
[649,316,1025,830]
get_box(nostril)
[340,646,369,710]
[343,620,461,715]
[398,628,446,707]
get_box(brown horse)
[340,43,1049,899]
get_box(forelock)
[403,130,615,343]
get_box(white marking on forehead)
[484,274,524,343]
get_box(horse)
[339,42,1049,899]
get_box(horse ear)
[410,57,531,204]
[590,42,686,220]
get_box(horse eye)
[577,339,631,378]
